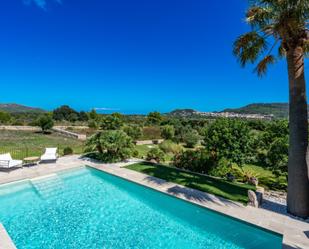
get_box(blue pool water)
[0,167,282,249]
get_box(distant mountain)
[168,109,197,116]
[222,103,289,118]
[167,103,292,119]
[0,103,46,113]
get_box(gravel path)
[261,190,309,223]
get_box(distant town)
[169,108,274,120]
[196,111,274,120]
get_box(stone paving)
[0,155,308,249]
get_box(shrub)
[161,125,175,140]
[123,125,142,141]
[100,115,123,130]
[208,158,241,179]
[132,150,139,158]
[173,149,216,174]
[85,130,134,162]
[79,111,89,122]
[146,148,165,163]
[0,111,11,124]
[159,140,183,154]
[63,147,73,155]
[88,119,98,129]
[152,139,159,144]
[183,130,200,148]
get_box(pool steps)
[30,175,65,199]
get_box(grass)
[135,144,174,162]
[243,164,275,178]
[243,164,287,190]
[125,162,255,203]
[0,130,85,160]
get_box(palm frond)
[246,6,273,28]
[233,32,268,67]
[278,44,287,58]
[254,55,276,76]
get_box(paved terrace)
[0,155,308,249]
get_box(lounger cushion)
[41,154,57,160]
[8,160,23,168]
[0,153,22,168]
[0,153,13,161]
[45,148,57,154]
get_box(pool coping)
[0,224,16,249]
[0,161,308,249]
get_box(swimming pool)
[0,167,282,249]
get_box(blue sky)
[0,0,305,114]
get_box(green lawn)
[135,144,174,161]
[0,130,85,160]
[125,162,255,203]
[243,164,287,190]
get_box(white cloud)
[94,107,120,111]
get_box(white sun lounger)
[0,153,23,169]
[40,148,58,162]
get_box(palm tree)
[233,0,309,218]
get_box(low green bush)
[173,149,216,174]
[63,147,73,155]
[183,130,200,148]
[159,140,183,154]
[208,158,242,179]
[160,125,175,140]
[146,148,165,163]
[132,150,139,158]
[88,119,98,129]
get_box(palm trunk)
[287,46,309,218]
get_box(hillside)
[168,109,197,116]
[0,103,46,113]
[222,103,289,118]
[167,103,292,119]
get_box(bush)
[85,130,134,162]
[173,149,217,174]
[161,125,175,140]
[63,147,73,155]
[146,148,165,163]
[152,139,159,144]
[0,111,11,124]
[132,150,139,158]
[123,125,142,141]
[100,115,123,130]
[159,140,183,154]
[88,119,98,129]
[183,130,200,148]
[208,158,241,179]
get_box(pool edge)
[86,164,309,249]
[0,163,308,249]
[0,223,16,249]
